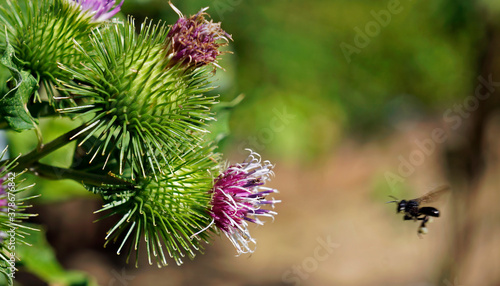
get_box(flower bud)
[59,17,220,179]
[94,145,219,266]
[166,3,232,70]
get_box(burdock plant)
[0,0,280,279]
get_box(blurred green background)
[118,0,490,162]
[5,0,500,285]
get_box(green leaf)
[0,40,38,132]
[16,224,96,286]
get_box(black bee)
[387,185,449,235]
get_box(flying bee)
[387,185,450,235]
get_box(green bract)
[93,144,219,266]
[59,19,218,179]
[0,0,102,103]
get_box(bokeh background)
[6,0,500,285]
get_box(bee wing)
[414,185,450,205]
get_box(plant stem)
[1,123,134,188]
[29,162,135,188]
[6,123,89,172]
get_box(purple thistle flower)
[209,149,280,255]
[166,3,232,70]
[70,0,124,22]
